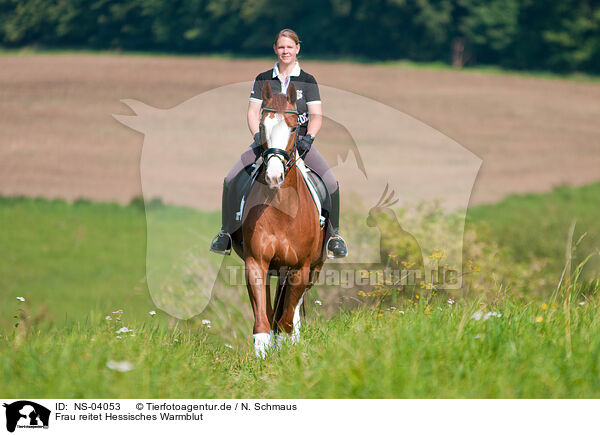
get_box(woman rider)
[210,28,348,258]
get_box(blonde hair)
[274,29,301,46]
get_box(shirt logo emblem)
[298,112,309,125]
[296,89,303,100]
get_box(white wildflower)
[471,311,483,321]
[106,360,134,372]
[105,316,112,321]
[483,312,502,321]
[224,344,233,349]
[447,298,455,305]
[16,297,25,302]
[149,310,157,316]
[315,300,322,306]
[115,327,133,334]
[579,301,586,306]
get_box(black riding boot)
[210,180,234,255]
[327,183,348,258]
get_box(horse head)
[260,81,299,190]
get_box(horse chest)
[269,236,301,265]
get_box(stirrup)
[327,234,348,259]
[209,231,232,255]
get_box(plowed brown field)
[1,54,599,208]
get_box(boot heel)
[210,231,232,255]
[327,234,348,259]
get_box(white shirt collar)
[273,61,301,78]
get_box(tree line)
[1,0,598,73]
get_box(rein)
[260,106,300,173]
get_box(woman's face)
[273,36,300,66]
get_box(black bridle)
[260,107,299,173]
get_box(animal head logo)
[3,401,50,433]
[114,82,481,319]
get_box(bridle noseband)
[260,107,299,173]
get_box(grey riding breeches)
[225,140,338,195]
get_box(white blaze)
[263,114,291,188]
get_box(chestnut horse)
[231,82,326,357]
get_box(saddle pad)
[296,155,323,218]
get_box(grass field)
[3,294,600,398]
[1,181,599,398]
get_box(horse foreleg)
[272,269,288,333]
[277,266,310,344]
[245,258,271,358]
[266,272,274,335]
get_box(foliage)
[0,0,599,73]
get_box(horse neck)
[262,160,300,212]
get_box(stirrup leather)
[327,234,348,259]
[210,231,232,255]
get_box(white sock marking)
[253,332,272,359]
[292,295,304,344]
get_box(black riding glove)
[252,132,263,160]
[253,132,262,147]
[297,134,314,158]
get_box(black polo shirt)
[249,62,321,136]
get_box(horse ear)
[287,82,297,106]
[262,82,273,101]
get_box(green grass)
[1,182,600,398]
[0,196,219,328]
[1,183,599,327]
[467,183,600,280]
[3,294,600,398]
